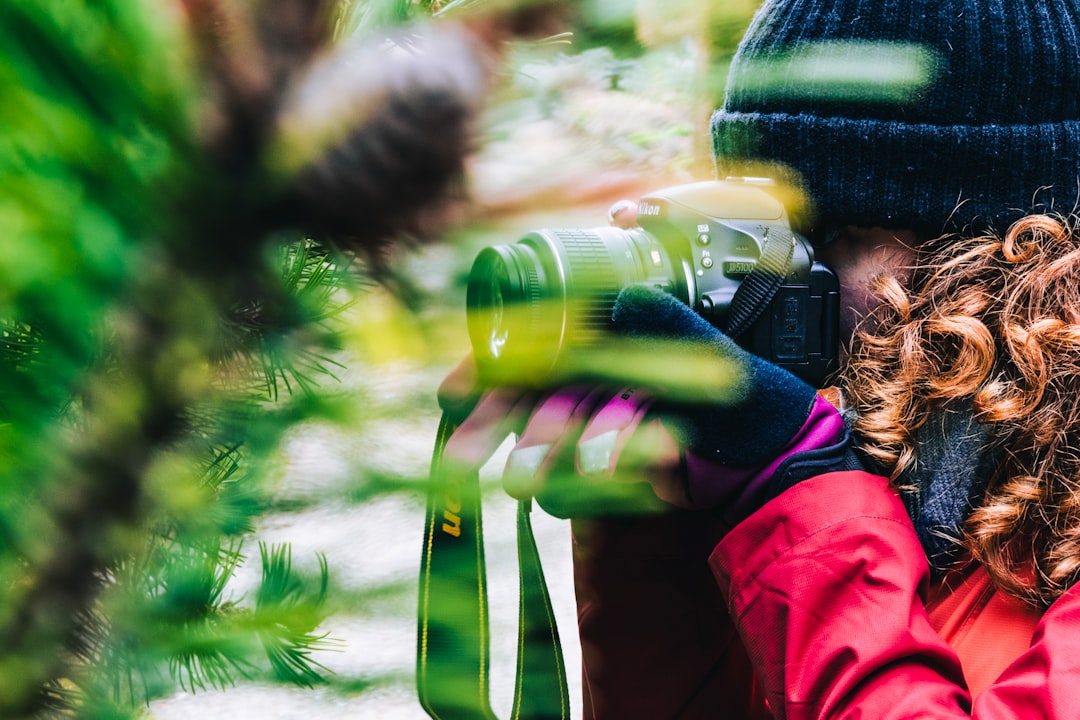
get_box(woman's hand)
[439,286,858,523]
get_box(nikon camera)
[466,178,840,388]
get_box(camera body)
[466,179,840,387]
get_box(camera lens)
[467,243,545,365]
[467,227,678,380]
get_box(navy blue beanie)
[712,0,1080,235]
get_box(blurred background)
[0,1,759,718]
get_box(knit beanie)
[712,0,1080,235]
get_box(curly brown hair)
[846,213,1080,607]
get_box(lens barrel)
[467,226,675,379]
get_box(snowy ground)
[148,360,583,720]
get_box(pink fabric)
[447,379,846,516]
[442,385,536,470]
[684,393,845,520]
[576,387,654,470]
[711,470,1080,719]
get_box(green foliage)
[254,544,335,687]
[0,1,359,716]
[335,0,416,37]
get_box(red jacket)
[712,470,1080,719]
[573,471,1077,718]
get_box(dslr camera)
[466,178,840,388]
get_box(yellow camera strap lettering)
[417,415,570,720]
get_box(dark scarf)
[852,405,998,574]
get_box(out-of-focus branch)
[178,0,567,264]
[0,1,569,713]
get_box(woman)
[442,0,1080,716]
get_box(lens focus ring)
[551,229,623,347]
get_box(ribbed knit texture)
[611,285,817,466]
[899,405,998,573]
[712,0,1080,234]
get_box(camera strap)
[417,414,570,720]
[723,225,795,340]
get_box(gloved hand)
[440,285,859,525]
